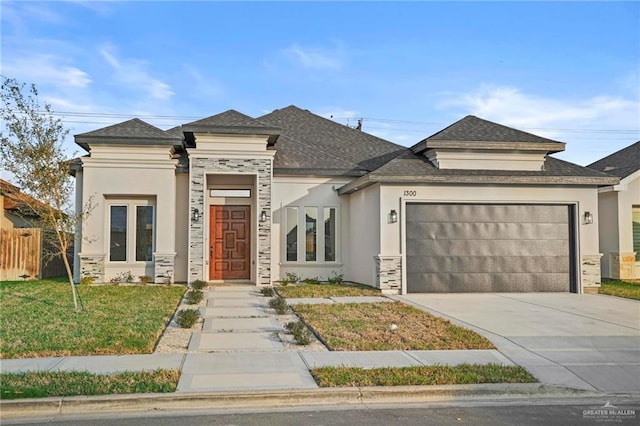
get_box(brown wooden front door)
[209,205,251,280]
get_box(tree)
[1,76,88,311]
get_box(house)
[1,179,69,280]
[71,106,618,293]
[587,141,640,280]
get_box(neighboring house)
[72,106,618,293]
[1,179,69,280]
[588,141,640,280]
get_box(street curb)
[0,383,604,420]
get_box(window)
[633,208,640,261]
[284,205,337,263]
[305,207,317,261]
[324,207,336,262]
[285,207,298,261]
[109,206,127,261]
[108,200,155,263]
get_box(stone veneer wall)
[79,254,105,283]
[153,253,175,284]
[189,158,272,285]
[375,255,402,294]
[608,252,637,280]
[582,254,602,293]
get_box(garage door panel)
[406,222,568,241]
[406,204,569,224]
[408,239,568,257]
[407,256,570,274]
[406,203,573,293]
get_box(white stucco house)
[588,141,640,280]
[71,106,618,293]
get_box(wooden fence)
[1,228,41,280]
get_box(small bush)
[185,290,204,305]
[327,271,344,285]
[163,275,172,286]
[268,296,288,314]
[176,309,200,328]
[111,271,135,285]
[260,287,275,297]
[302,277,321,285]
[139,275,153,285]
[191,279,208,290]
[285,272,301,283]
[286,321,312,345]
[79,276,95,286]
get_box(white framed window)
[107,199,155,263]
[284,205,338,263]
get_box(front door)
[209,205,251,280]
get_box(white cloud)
[1,54,91,88]
[182,64,224,98]
[99,45,174,100]
[284,43,345,70]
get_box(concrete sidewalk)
[1,285,515,394]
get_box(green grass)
[311,364,537,387]
[276,282,381,298]
[292,302,495,351]
[599,280,640,300]
[0,370,179,399]
[0,279,185,358]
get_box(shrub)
[185,290,204,305]
[79,276,95,286]
[191,279,208,290]
[260,287,275,297]
[111,271,134,285]
[286,321,312,345]
[268,296,288,315]
[285,272,301,283]
[139,275,153,285]
[327,271,344,285]
[176,309,200,328]
[302,277,320,285]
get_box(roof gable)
[412,115,565,154]
[587,141,640,179]
[74,118,181,151]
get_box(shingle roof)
[258,105,406,176]
[184,110,272,129]
[337,150,619,194]
[74,118,182,151]
[412,115,565,154]
[587,141,640,179]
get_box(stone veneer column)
[375,255,402,294]
[581,254,603,294]
[153,253,176,284]
[189,158,272,286]
[79,253,105,283]
[609,252,637,280]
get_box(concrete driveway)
[397,293,640,394]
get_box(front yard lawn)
[599,280,640,300]
[311,364,536,387]
[276,282,381,298]
[292,302,495,351]
[0,279,185,358]
[0,370,179,399]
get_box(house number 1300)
[403,190,417,197]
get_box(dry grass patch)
[599,280,640,300]
[311,365,536,387]
[276,283,381,298]
[292,302,494,351]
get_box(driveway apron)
[397,293,640,393]
[177,286,318,392]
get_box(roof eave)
[74,135,182,151]
[411,140,566,155]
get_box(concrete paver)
[207,297,264,308]
[300,351,421,369]
[200,306,268,317]
[407,349,514,367]
[189,331,284,351]
[203,317,282,332]
[286,298,334,305]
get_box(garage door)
[406,204,574,293]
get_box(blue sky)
[1,1,638,171]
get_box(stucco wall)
[271,176,351,282]
[346,183,380,286]
[174,173,189,283]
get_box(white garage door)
[406,204,575,293]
